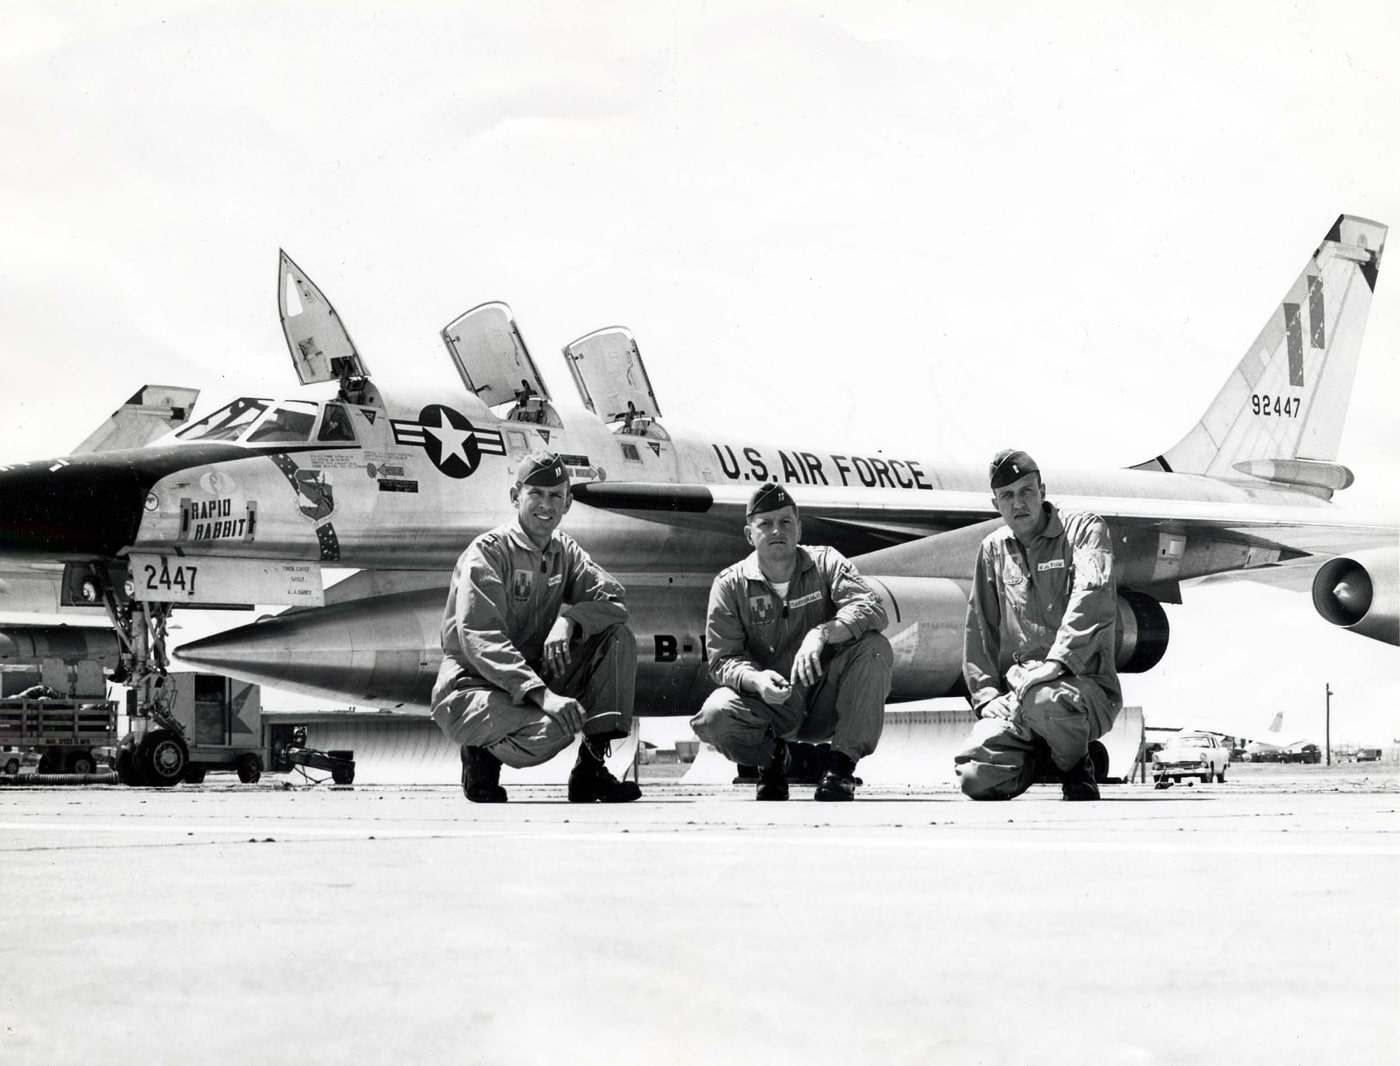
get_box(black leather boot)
[568,738,642,803]
[461,745,507,803]
[1060,753,1100,801]
[756,737,789,801]
[814,749,858,801]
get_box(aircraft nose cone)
[0,454,152,559]
[175,588,444,707]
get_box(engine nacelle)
[867,578,1171,695]
[1311,547,1400,646]
[173,575,1176,717]
[1114,590,1170,673]
[864,577,971,700]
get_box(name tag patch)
[548,574,563,587]
[1037,559,1066,571]
[788,591,822,608]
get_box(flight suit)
[691,545,892,766]
[431,520,635,768]
[955,503,1121,799]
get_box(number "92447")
[1251,394,1300,418]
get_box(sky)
[1,1,1397,745]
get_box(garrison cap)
[515,451,569,487]
[746,482,796,518]
[989,449,1040,490]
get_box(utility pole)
[1325,683,1333,767]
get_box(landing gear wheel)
[331,764,355,785]
[139,730,189,788]
[183,766,207,784]
[236,754,262,784]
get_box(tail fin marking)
[1143,214,1386,485]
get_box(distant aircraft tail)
[71,385,200,454]
[1137,215,1386,495]
[1267,711,1284,734]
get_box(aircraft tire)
[331,764,354,785]
[139,730,188,788]
[183,765,207,784]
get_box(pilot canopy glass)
[174,398,356,445]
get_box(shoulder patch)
[999,551,1025,586]
[1073,547,1112,588]
[748,592,778,625]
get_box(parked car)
[1,748,41,775]
[1153,732,1230,786]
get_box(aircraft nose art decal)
[268,453,341,561]
[391,405,506,479]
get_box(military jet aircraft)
[0,215,1393,785]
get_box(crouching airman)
[691,483,893,801]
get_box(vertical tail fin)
[1138,215,1386,493]
[71,385,201,454]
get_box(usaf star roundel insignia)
[390,406,507,479]
[419,404,484,479]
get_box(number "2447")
[1251,394,1300,418]
[142,560,198,595]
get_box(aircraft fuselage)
[51,386,1353,582]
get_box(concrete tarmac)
[1,765,1396,1066]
